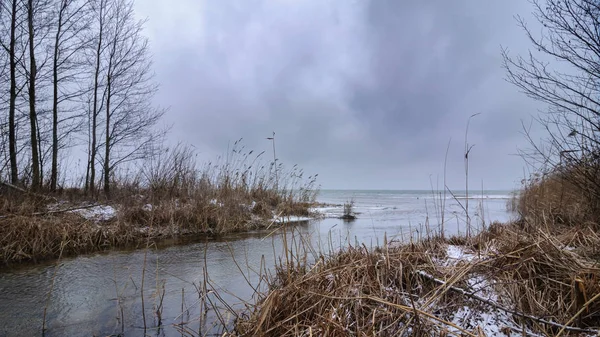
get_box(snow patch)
[446,245,476,262]
[426,244,545,336]
[274,215,312,223]
[46,201,69,211]
[209,199,224,207]
[240,201,258,211]
[72,205,117,221]
[451,305,513,336]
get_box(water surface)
[0,190,514,336]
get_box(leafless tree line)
[0,0,164,197]
[503,0,600,209]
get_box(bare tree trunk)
[27,0,40,190]
[50,0,67,192]
[37,120,44,185]
[104,73,110,197]
[8,0,18,185]
[88,0,105,196]
[85,105,91,190]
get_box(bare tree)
[0,28,8,180]
[100,0,164,197]
[49,0,90,191]
[503,0,600,208]
[0,0,162,193]
[22,0,55,190]
[0,0,22,184]
[85,0,108,194]
[25,0,41,190]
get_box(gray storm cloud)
[134,0,545,190]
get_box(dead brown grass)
[0,213,137,264]
[0,187,52,215]
[0,142,319,265]
[113,142,319,234]
[234,235,492,337]
[233,217,600,337]
[467,221,600,333]
[516,168,600,228]
[0,192,314,265]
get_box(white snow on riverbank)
[274,215,313,223]
[71,205,117,221]
[433,244,547,337]
[446,244,476,262]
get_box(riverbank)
[233,220,600,336]
[0,140,322,266]
[0,187,318,265]
[232,180,600,336]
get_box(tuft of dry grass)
[0,187,52,215]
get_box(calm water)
[315,189,514,243]
[0,190,514,337]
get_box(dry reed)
[0,141,319,265]
[235,235,482,337]
[233,218,600,336]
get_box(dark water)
[0,190,514,337]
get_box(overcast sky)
[133,0,546,191]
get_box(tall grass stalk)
[112,266,125,334]
[463,113,480,238]
[441,139,450,238]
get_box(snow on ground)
[209,199,224,207]
[274,215,313,223]
[451,305,515,336]
[71,205,117,221]
[435,244,542,337]
[46,201,69,211]
[446,244,476,262]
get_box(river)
[0,190,514,337]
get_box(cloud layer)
[134,0,545,190]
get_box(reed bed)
[0,141,319,265]
[515,167,600,229]
[0,213,139,264]
[473,222,600,334]
[233,219,600,337]
[0,197,315,266]
[234,235,477,337]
